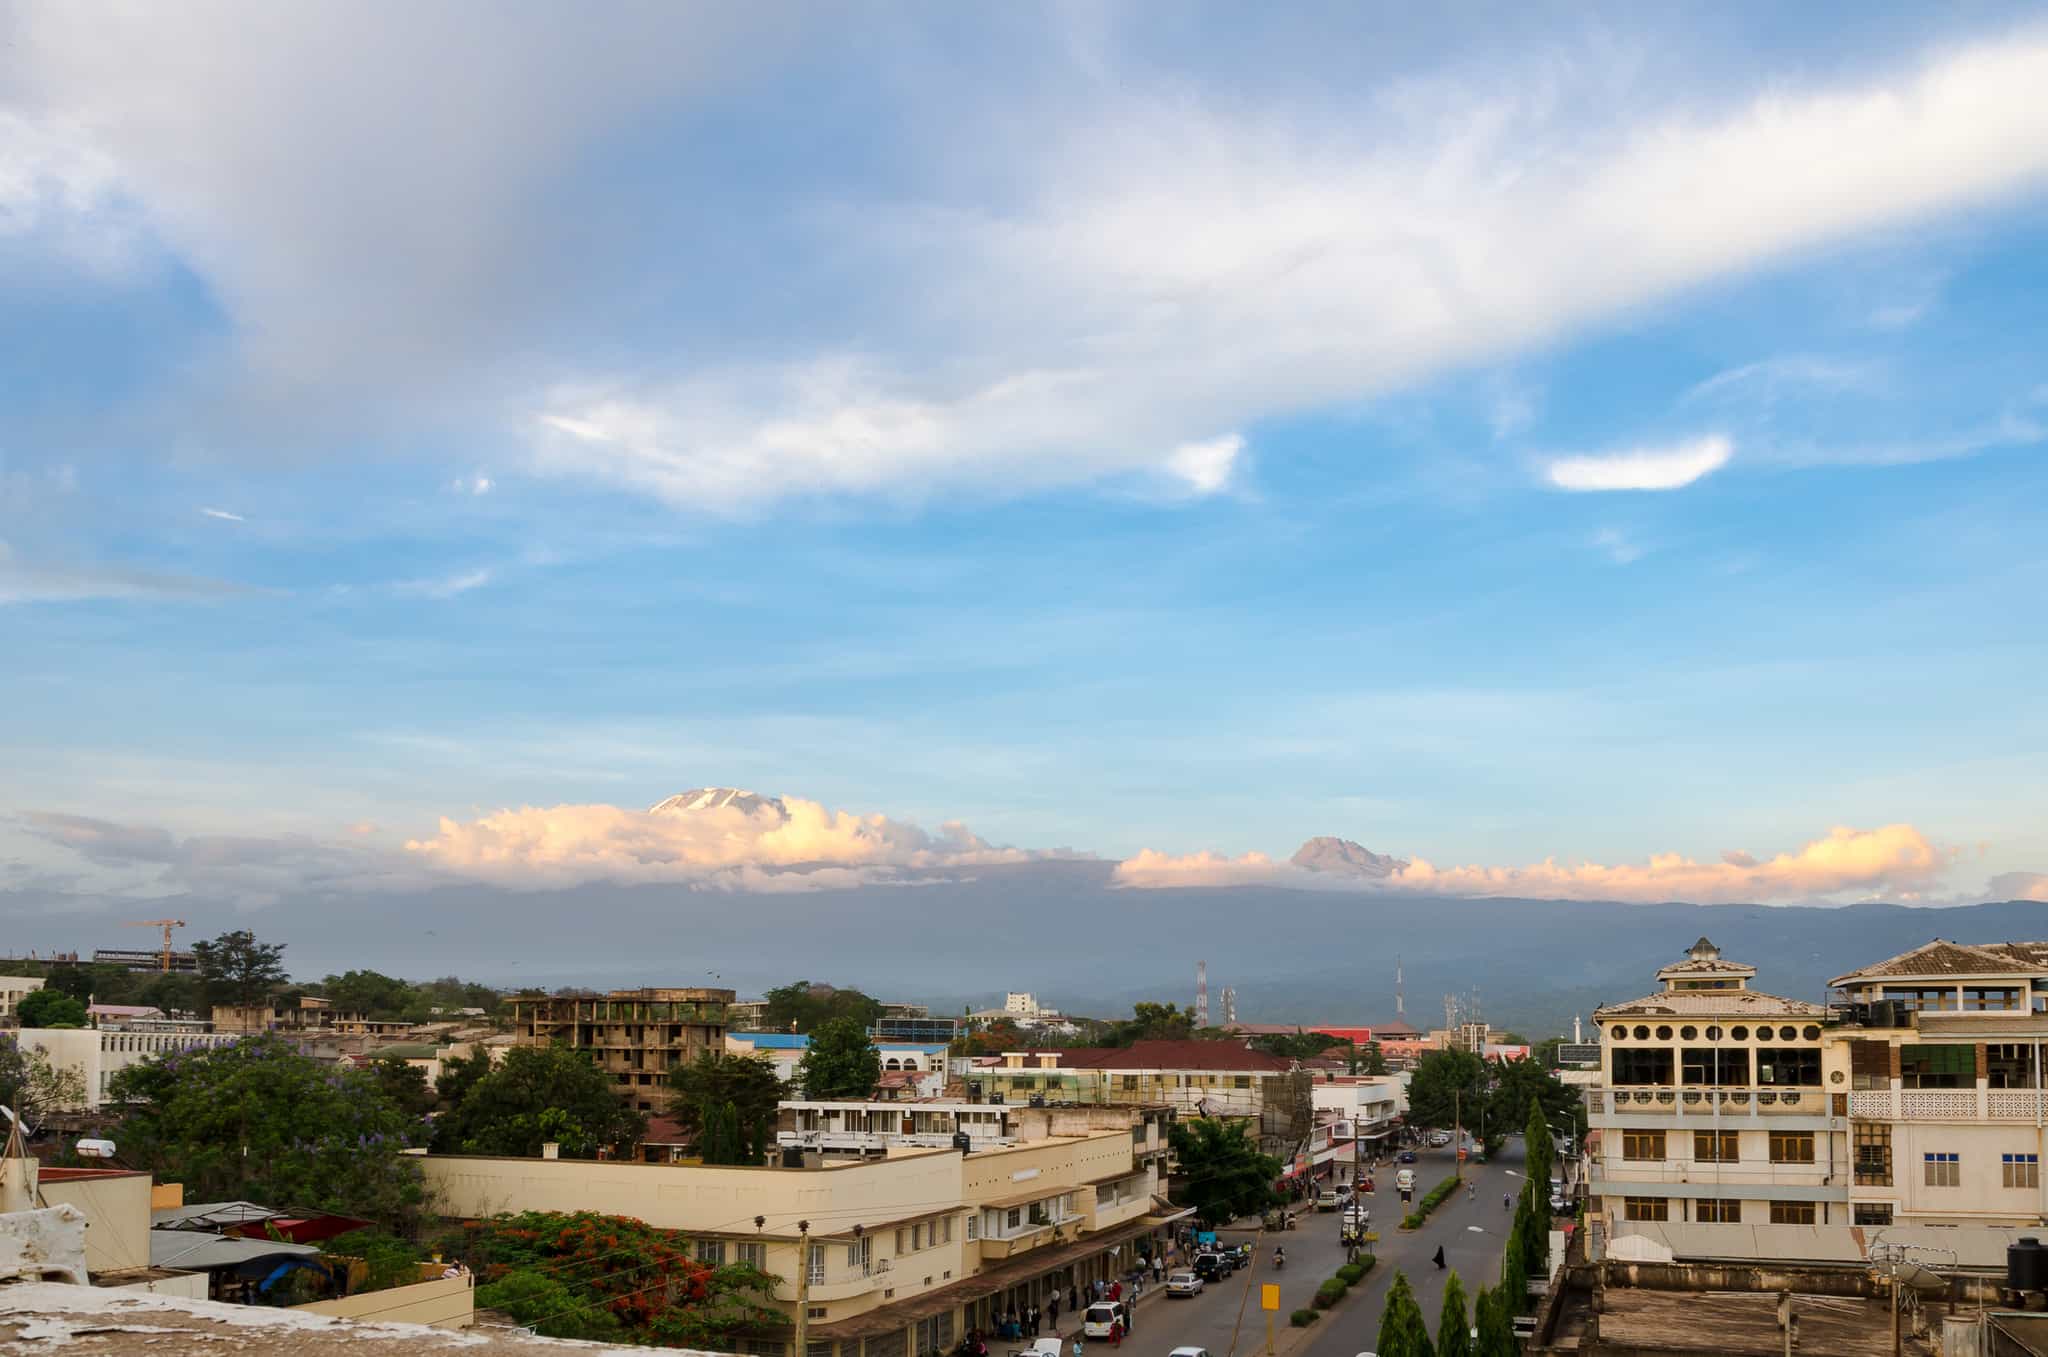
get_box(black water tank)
[952,1132,972,1153]
[2009,1237,2048,1293]
[782,1146,806,1169]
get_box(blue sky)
[3,2,2046,920]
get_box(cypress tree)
[1376,1269,1434,1357]
[1437,1270,1471,1357]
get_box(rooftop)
[1054,1040,1294,1072]
[1595,988,1824,1018]
[1828,938,2048,986]
[0,1282,687,1354]
[1550,1286,1932,1356]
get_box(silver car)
[1166,1269,1204,1297]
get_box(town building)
[0,975,44,1024]
[775,1099,1174,1169]
[17,1027,243,1112]
[968,1041,1303,1147]
[508,986,733,1114]
[1825,938,2048,1228]
[423,1120,1185,1357]
[209,994,411,1040]
[1585,938,1843,1232]
[90,947,199,974]
[871,1015,960,1044]
[727,1033,953,1089]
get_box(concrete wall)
[35,1170,153,1275]
[111,1270,209,1299]
[293,1274,474,1329]
[0,975,44,1021]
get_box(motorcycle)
[1272,1250,1286,1271]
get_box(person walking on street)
[1109,1321,1123,1350]
[1069,1285,1080,1312]
[1049,1294,1061,1329]
[1503,1193,1511,1211]
[1071,1337,1084,1357]
[1432,1244,1447,1271]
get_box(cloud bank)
[1114,824,1959,904]
[1546,436,1733,492]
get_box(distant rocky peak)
[648,787,790,820]
[1289,835,1408,877]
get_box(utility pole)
[1454,1089,1463,1181]
[793,1220,811,1357]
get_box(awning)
[153,1201,282,1232]
[149,1229,322,1272]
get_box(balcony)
[1587,1086,1827,1118]
[1846,1088,2048,1122]
[777,1129,1017,1153]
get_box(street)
[1047,1138,1518,1357]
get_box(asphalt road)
[1056,1138,1517,1357]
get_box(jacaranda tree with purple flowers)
[110,1034,427,1232]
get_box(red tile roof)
[1056,1040,1293,1072]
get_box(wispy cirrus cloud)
[1544,435,1732,492]
[1682,356,1879,407]
[396,567,493,599]
[0,541,253,605]
[199,506,244,522]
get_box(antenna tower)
[1395,956,1404,1018]
[1195,960,1209,1029]
[1220,986,1236,1026]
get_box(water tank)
[952,1132,972,1153]
[2009,1236,2048,1293]
[781,1146,806,1169]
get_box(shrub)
[1401,1174,1463,1228]
[1289,1308,1320,1327]
[1354,1254,1377,1277]
[1313,1278,1347,1308]
[1401,1213,1424,1229]
[1336,1263,1365,1285]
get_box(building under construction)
[509,986,735,1113]
[91,948,199,974]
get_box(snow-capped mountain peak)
[1289,835,1408,878]
[648,787,790,820]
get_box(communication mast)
[1220,986,1237,1026]
[1195,960,1209,1029]
[1395,956,1404,1019]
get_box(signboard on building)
[1554,1043,1600,1066]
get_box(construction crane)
[122,919,187,973]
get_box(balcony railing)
[1591,1161,1834,1188]
[1847,1089,2048,1122]
[1588,1086,1825,1117]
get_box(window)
[1756,1048,1820,1086]
[1704,1026,1723,1041]
[1622,1131,1667,1162]
[1683,1048,1750,1086]
[912,1224,924,1250]
[1964,987,2023,1012]
[1695,1199,1741,1223]
[1769,1132,1815,1165]
[1853,1203,1893,1226]
[1611,1048,1674,1086]
[807,1245,825,1285]
[1005,1208,1021,1230]
[808,1307,827,1320]
[1233,1076,1251,1089]
[896,1228,907,1253]
[1680,1026,1697,1041]
[964,1215,978,1241]
[2004,1154,2040,1190]
[1880,987,1954,1013]
[1849,1040,1891,1091]
[940,1217,952,1244]
[1854,1124,1892,1187]
[847,1237,871,1271]
[1693,1132,1739,1164]
[1901,1045,1973,1090]
[1633,1025,1651,1040]
[1730,1026,1749,1040]
[1924,1152,1960,1188]
[1655,1025,1674,1041]
[1623,1197,1669,1222]
[1987,1044,2037,1089]
[697,1240,726,1266]
[737,1242,765,1270]
[1769,1201,1817,1225]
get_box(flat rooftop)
[1549,1286,1934,1356]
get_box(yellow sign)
[1261,1284,1281,1312]
[1362,1232,1379,1243]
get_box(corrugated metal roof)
[1828,938,2048,986]
[1056,1040,1292,1072]
[1594,990,1824,1019]
[148,1229,321,1271]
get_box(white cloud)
[1591,527,1645,564]
[397,567,492,599]
[1545,435,1732,492]
[1116,823,1959,904]
[0,540,250,605]
[199,506,244,522]
[1681,356,1878,406]
[3,16,2045,504]
[1165,435,1244,495]
[446,475,493,496]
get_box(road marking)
[1466,1226,1486,1233]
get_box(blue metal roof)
[734,1033,811,1049]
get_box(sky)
[4,2,2048,945]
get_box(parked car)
[1081,1303,1128,1339]
[1166,1270,1204,1297]
[1009,1341,1063,1357]
[1315,1188,1345,1210]
[1194,1252,1234,1280]
[1168,1348,1213,1357]
[1428,1131,1451,1147]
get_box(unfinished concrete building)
[509,987,733,1113]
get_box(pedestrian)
[1503,1193,1511,1211]
[1071,1337,1084,1357]
[1069,1285,1079,1313]
[1432,1244,1446,1271]
[1109,1280,1121,1303]
[1109,1320,1123,1349]
[1048,1295,1060,1330]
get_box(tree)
[1488,1057,1579,1146]
[1251,1030,1349,1062]
[43,967,98,1004]
[1356,1041,1391,1076]
[1437,1270,1472,1357]
[192,929,289,1008]
[1406,1048,1488,1132]
[434,1045,644,1158]
[797,1017,881,1100]
[1375,1270,1434,1357]
[17,990,88,1028]
[137,972,202,1017]
[366,1056,436,1120]
[761,980,884,1035]
[323,970,416,1019]
[1475,1284,1516,1357]
[951,1019,1026,1057]
[1167,1117,1281,1225]
[668,1051,782,1164]
[1094,1002,1196,1047]
[109,1033,426,1231]
[0,1034,87,1129]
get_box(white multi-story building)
[1003,993,1040,1019]
[1825,938,2048,1228]
[1586,938,1844,1231]
[19,1027,242,1111]
[0,976,45,1024]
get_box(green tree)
[1251,1030,1349,1062]
[41,966,97,1004]
[1097,1001,1197,1046]
[1167,1117,1281,1225]
[365,1055,437,1120]
[433,1050,491,1112]
[1437,1270,1472,1357]
[1489,1057,1578,1147]
[668,1051,782,1163]
[1406,1048,1488,1132]
[797,1017,881,1099]
[1374,1269,1435,1357]
[434,1044,644,1158]
[1356,1041,1391,1076]
[109,1033,426,1230]
[137,972,203,1017]
[475,1269,631,1343]
[192,929,289,1008]
[323,970,416,1018]
[760,980,885,1034]
[0,1034,87,1129]
[1475,1284,1516,1356]
[17,990,88,1028]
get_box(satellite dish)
[1879,1260,1947,1293]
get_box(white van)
[1082,1303,1129,1338]
[1395,1168,1416,1193]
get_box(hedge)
[1313,1279,1347,1309]
[1289,1308,1320,1327]
[1400,1174,1462,1229]
[1335,1262,1365,1285]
